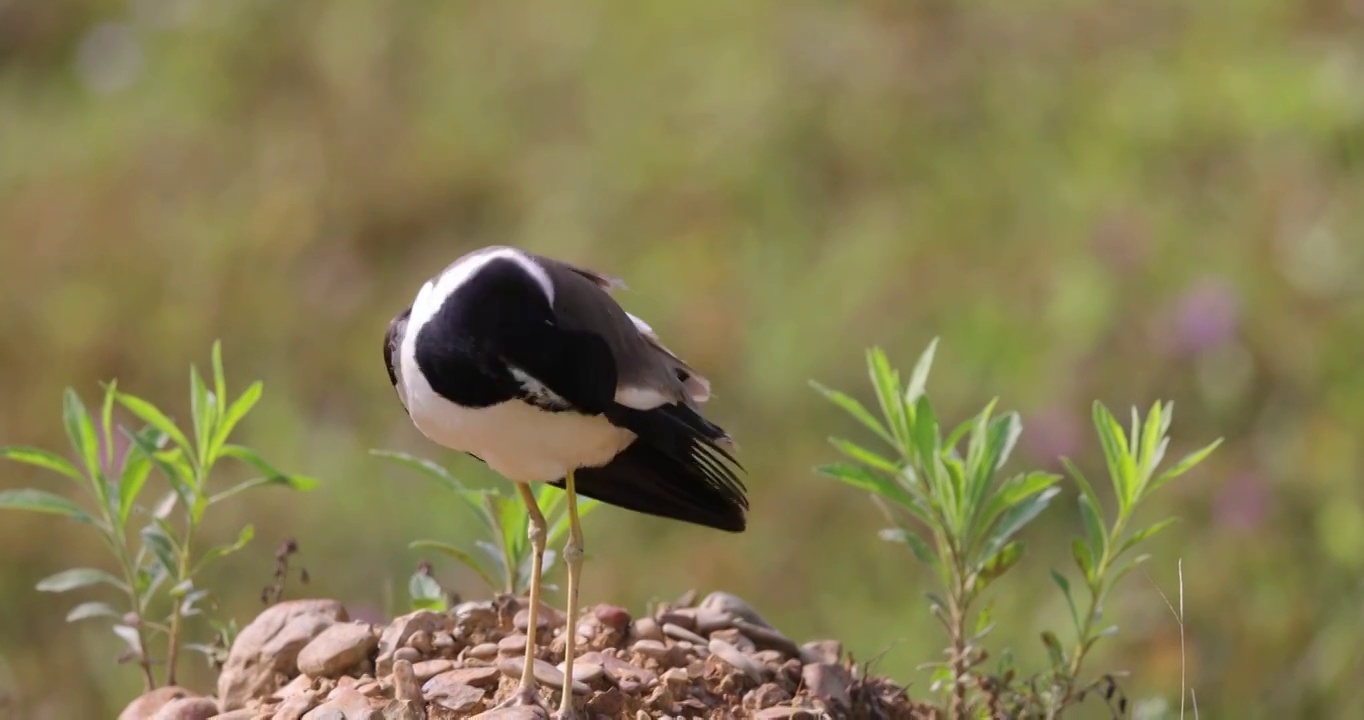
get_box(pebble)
[630,639,668,660]
[753,708,818,719]
[662,622,707,645]
[217,599,349,711]
[469,708,547,720]
[745,682,792,709]
[301,687,378,720]
[802,662,853,711]
[466,642,499,660]
[656,610,696,631]
[631,617,664,642]
[708,638,766,684]
[555,660,604,683]
[392,646,422,664]
[297,621,378,677]
[710,627,757,654]
[374,610,449,675]
[118,686,199,720]
[406,629,433,653]
[799,639,842,666]
[693,606,733,634]
[734,618,801,658]
[422,675,486,714]
[495,657,591,695]
[593,604,632,631]
[432,631,457,652]
[150,696,218,720]
[422,666,501,690]
[392,659,423,702]
[410,658,453,681]
[497,634,527,656]
[699,591,773,629]
[271,690,319,720]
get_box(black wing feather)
[486,280,748,532]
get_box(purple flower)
[1169,276,1241,356]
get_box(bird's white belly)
[407,391,635,484]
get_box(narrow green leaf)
[828,437,900,475]
[866,347,911,450]
[192,524,255,576]
[189,364,215,466]
[880,527,938,569]
[976,486,1060,567]
[369,449,465,493]
[210,341,228,424]
[140,524,179,578]
[976,471,1060,550]
[1150,438,1223,494]
[979,539,1023,580]
[495,492,528,562]
[124,428,194,511]
[815,462,916,509]
[220,445,318,491]
[66,601,120,622]
[904,337,939,406]
[37,567,128,593]
[809,380,896,449]
[1091,402,1133,510]
[117,449,154,529]
[100,380,118,470]
[115,392,193,458]
[0,489,94,524]
[1041,631,1067,672]
[1050,569,1079,631]
[1061,457,1102,516]
[410,539,502,591]
[210,381,262,461]
[62,389,102,482]
[1071,538,1095,582]
[0,446,84,483]
[1118,517,1179,557]
[1077,493,1107,565]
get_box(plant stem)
[165,527,192,686]
[1064,512,1132,698]
[96,526,156,690]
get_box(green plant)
[812,339,1062,717]
[0,342,317,688]
[371,449,599,602]
[812,339,1221,718]
[1042,401,1221,713]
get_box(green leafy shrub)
[0,342,317,689]
[371,450,599,608]
[812,339,1220,718]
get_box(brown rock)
[496,658,590,695]
[655,610,695,631]
[380,699,425,720]
[699,591,772,629]
[753,708,816,719]
[496,634,527,656]
[799,640,842,666]
[468,707,548,720]
[302,687,379,720]
[708,638,765,684]
[709,627,756,654]
[465,642,498,661]
[297,621,378,678]
[593,604,631,632]
[745,682,792,710]
[735,619,801,658]
[151,696,218,720]
[662,623,707,645]
[206,710,256,720]
[802,662,852,712]
[630,617,663,643]
[375,610,450,675]
[423,676,486,714]
[693,607,733,634]
[392,647,421,664]
[423,666,500,691]
[410,659,453,682]
[118,686,197,720]
[272,690,321,720]
[392,659,423,703]
[584,688,627,717]
[217,599,349,711]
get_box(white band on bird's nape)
[407,247,556,337]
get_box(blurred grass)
[1,0,1362,717]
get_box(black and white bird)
[383,245,748,717]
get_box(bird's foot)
[551,709,580,720]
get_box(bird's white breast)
[399,356,635,483]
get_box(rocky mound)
[119,590,934,719]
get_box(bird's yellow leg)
[496,483,548,709]
[556,469,584,719]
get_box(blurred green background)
[2,0,1362,717]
